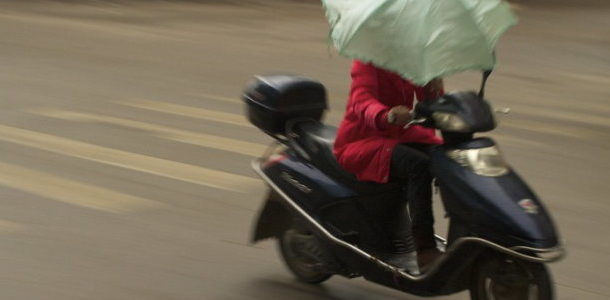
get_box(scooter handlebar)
[403,117,428,129]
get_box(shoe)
[417,247,443,273]
[384,251,420,275]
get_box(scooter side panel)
[261,152,356,212]
[430,141,559,248]
[259,152,401,251]
[254,154,494,297]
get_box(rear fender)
[251,189,293,243]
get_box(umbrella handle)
[478,70,493,98]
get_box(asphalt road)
[0,1,608,299]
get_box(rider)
[333,60,444,270]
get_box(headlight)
[432,112,470,132]
[447,146,509,177]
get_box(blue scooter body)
[254,151,478,296]
[431,138,558,249]
[246,75,563,297]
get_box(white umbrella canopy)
[322,0,518,85]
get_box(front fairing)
[416,91,496,133]
[431,139,559,249]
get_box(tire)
[470,253,554,300]
[278,228,332,284]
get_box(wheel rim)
[481,258,541,300]
[282,230,324,278]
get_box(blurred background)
[0,0,608,299]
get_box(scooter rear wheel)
[470,253,553,300]
[278,229,332,284]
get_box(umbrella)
[322,0,518,85]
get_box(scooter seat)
[289,119,401,194]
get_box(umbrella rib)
[391,1,409,28]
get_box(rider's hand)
[387,105,413,126]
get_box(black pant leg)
[390,143,436,250]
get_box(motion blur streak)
[0,161,164,213]
[0,219,23,233]
[30,109,267,157]
[0,125,258,192]
[120,99,251,127]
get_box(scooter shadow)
[244,276,424,300]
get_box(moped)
[245,74,564,299]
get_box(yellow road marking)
[0,219,23,233]
[119,99,250,127]
[0,162,164,213]
[195,92,241,103]
[190,92,346,122]
[0,125,258,192]
[31,109,267,157]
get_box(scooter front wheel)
[278,228,332,284]
[470,253,554,300]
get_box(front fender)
[251,189,293,243]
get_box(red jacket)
[333,61,442,183]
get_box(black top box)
[243,75,328,136]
